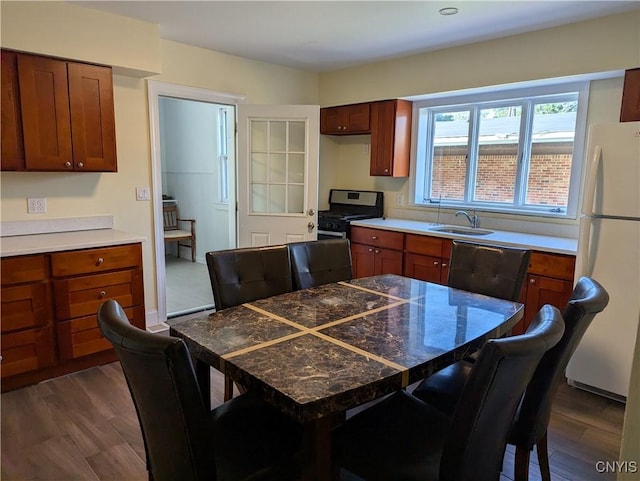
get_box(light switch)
[136,187,151,201]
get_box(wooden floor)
[1,362,625,481]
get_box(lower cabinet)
[514,252,575,335]
[351,227,404,277]
[0,243,145,392]
[403,234,452,284]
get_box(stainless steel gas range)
[317,189,384,240]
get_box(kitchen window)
[412,81,589,218]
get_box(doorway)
[148,81,245,324]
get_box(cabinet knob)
[433,261,439,266]
[530,278,536,284]
[368,248,373,252]
[441,263,447,268]
[96,257,104,265]
[384,169,389,173]
[77,162,84,168]
[375,249,380,254]
[64,161,72,168]
[371,236,378,240]
[99,290,107,298]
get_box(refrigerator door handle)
[577,215,593,278]
[581,145,601,216]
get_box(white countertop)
[0,229,146,257]
[350,218,577,255]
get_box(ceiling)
[72,1,639,72]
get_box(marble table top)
[170,274,523,423]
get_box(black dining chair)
[98,299,302,481]
[411,277,609,481]
[447,240,532,302]
[288,238,353,290]
[206,244,293,400]
[331,304,564,481]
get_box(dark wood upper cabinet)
[18,54,74,171]
[370,99,412,177]
[320,103,371,134]
[68,63,117,172]
[620,67,640,122]
[1,51,25,171]
[320,98,412,177]
[1,49,117,172]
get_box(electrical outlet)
[27,197,47,214]
[363,144,370,155]
[396,194,404,206]
[136,187,151,201]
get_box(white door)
[237,104,319,246]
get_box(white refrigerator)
[567,121,640,399]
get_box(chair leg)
[224,375,234,401]
[190,238,195,262]
[536,431,551,481]
[514,445,530,481]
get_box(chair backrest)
[205,245,293,309]
[163,204,179,231]
[440,304,565,481]
[97,299,215,481]
[509,276,610,449]
[447,240,531,301]
[289,239,353,290]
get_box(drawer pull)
[96,257,105,266]
[99,290,107,298]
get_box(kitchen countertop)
[350,218,577,255]
[0,229,146,257]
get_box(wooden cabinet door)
[1,51,25,171]
[351,243,377,278]
[68,63,117,172]
[1,327,55,378]
[370,99,411,177]
[374,247,403,276]
[320,106,342,134]
[515,274,573,335]
[620,68,640,122]
[17,54,73,171]
[1,282,52,333]
[343,103,370,133]
[404,253,443,283]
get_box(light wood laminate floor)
[1,361,626,481]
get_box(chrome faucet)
[455,210,479,228]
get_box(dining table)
[169,273,524,481]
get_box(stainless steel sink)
[428,225,494,236]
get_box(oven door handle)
[317,230,347,239]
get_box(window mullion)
[514,101,533,207]
[466,106,480,204]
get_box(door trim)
[147,80,245,326]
